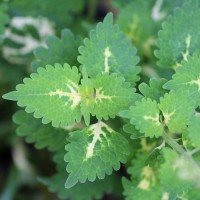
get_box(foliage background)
[0,0,196,199]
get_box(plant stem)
[162,130,185,154]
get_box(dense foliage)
[1,0,200,199]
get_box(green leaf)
[13,110,68,151]
[116,0,157,58]
[123,123,144,139]
[188,115,200,148]
[123,153,163,200]
[78,13,140,86]
[121,98,163,138]
[39,171,115,200]
[158,90,196,133]
[32,29,81,71]
[158,148,189,196]
[0,3,9,46]
[90,73,139,120]
[65,121,130,188]
[164,53,200,105]
[139,78,167,102]
[155,1,200,68]
[3,64,82,127]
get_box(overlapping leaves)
[3,63,137,127]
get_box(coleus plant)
[3,1,200,199]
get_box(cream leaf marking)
[86,122,110,159]
[151,0,166,21]
[49,80,81,109]
[189,76,200,91]
[163,111,175,124]
[182,34,191,61]
[137,166,156,190]
[95,88,113,103]
[144,114,161,126]
[104,47,112,72]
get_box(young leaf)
[155,1,200,68]
[13,110,68,151]
[164,53,200,106]
[188,115,200,148]
[32,29,81,71]
[3,64,82,127]
[139,78,167,102]
[121,98,163,138]
[78,13,140,86]
[65,121,130,188]
[0,3,9,45]
[159,90,196,133]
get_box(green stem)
[162,131,185,154]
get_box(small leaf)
[32,29,81,71]
[159,90,196,133]
[65,121,130,188]
[123,98,163,138]
[78,12,140,86]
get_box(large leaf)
[155,1,200,68]
[78,13,140,86]
[3,64,82,127]
[32,29,81,71]
[65,121,130,188]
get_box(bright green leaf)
[65,121,130,188]
[3,63,82,127]
[90,73,139,120]
[159,90,196,133]
[78,13,140,86]
[122,98,163,138]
